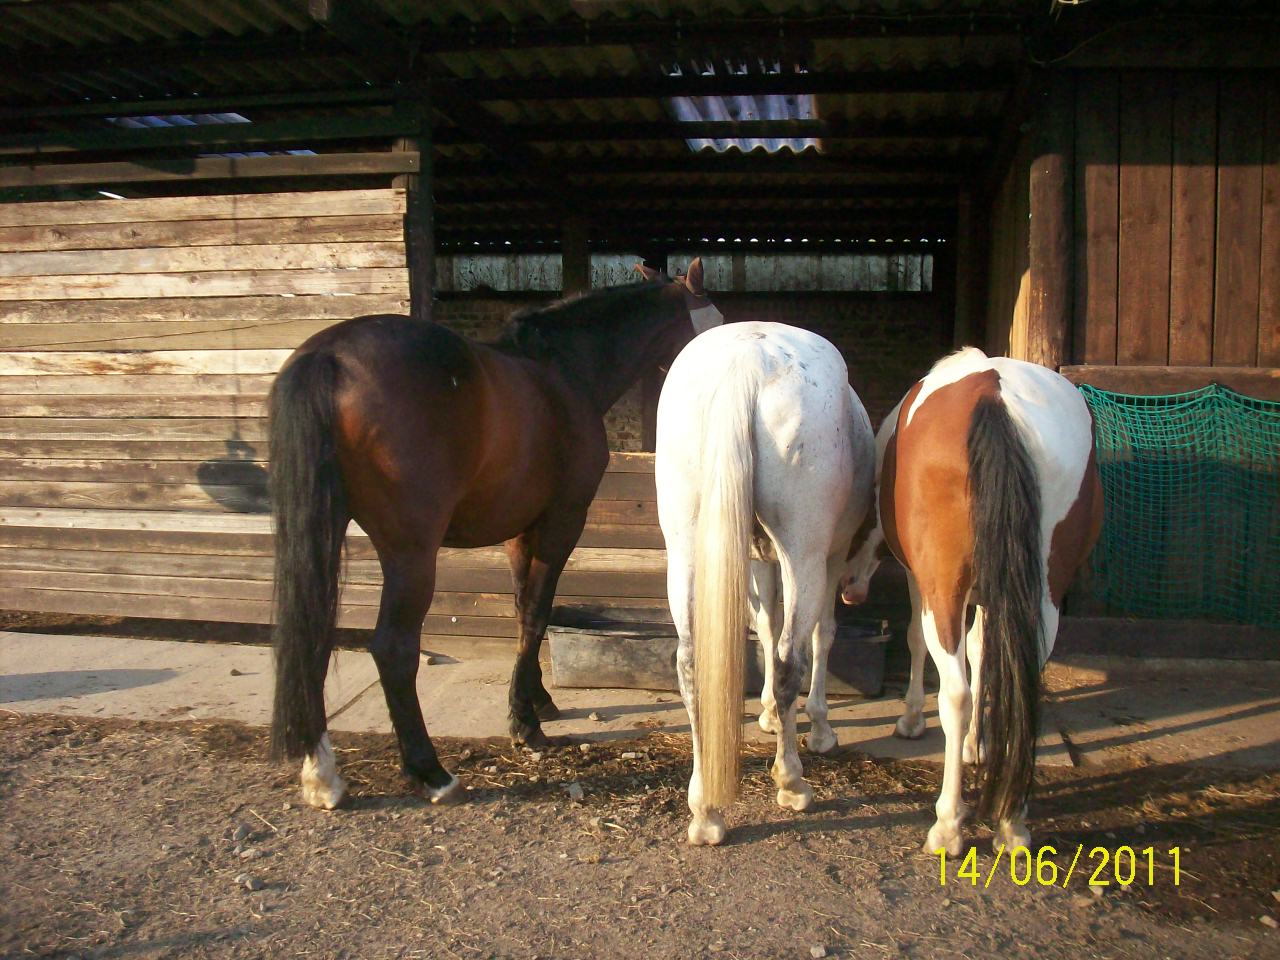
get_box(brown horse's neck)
[503,284,685,415]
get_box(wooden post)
[393,101,433,324]
[562,215,590,296]
[952,191,974,347]
[1026,71,1074,369]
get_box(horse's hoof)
[962,738,986,765]
[894,714,926,740]
[758,710,780,735]
[510,722,550,750]
[534,699,561,722]
[805,725,838,755]
[994,821,1031,852]
[426,775,467,806]
[776,782,814,812]
[925,821,965,858]
[300,775,347,811]
[687,814,727,846]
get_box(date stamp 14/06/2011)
[937,845,1184,888]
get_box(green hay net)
[1079,383,1280,628]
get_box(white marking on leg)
[922,607,970,857]
[804,572,838,754]
[772,701,814,811]
[426,774,465,805]
[963,606,985,765]
[894,576,927,739]
[300,732,347,810]
[752,560,782,735]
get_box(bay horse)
[656,322,876,845]
[841,348,1103,854]
[269,262,718,809]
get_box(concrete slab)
[0,632,379,725]
[1045,660,1280,770]
[0,630,1069,767]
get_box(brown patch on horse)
[886,369,1001,654]
[1047,441,1104,606]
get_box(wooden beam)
[434,154,978,181]
[1059,365,1280,401]
[307,0,409,83]
[392,107,434,324]
[0,86,401,123]
[432,117,996,146]
[437,183,958,206]
[415,11,1026,52]
[561,215,589,296]
[0,151,419,188]
[0,114,418,156]
[1025,71,1074,370]
[451,66,1016,101]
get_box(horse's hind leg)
[921,588,971,856]
[769,551,827,812]
[962,606,985,765]
[751,559,783,735]
[370,550,462,803]
[894,576,928,740]
[801,556,844,755]
[670,539,726,845]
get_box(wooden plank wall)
[983,134,1031,358]
[1072,68,1280,373]
[0,189,667,639]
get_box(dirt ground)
[3,710,1278,960]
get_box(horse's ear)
[684,257,705,296]
[635,263,662,282]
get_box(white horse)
[841,348,1102,854]
[656,321,876,846]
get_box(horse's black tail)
[268,350,348,762]
[967,394,1043,825]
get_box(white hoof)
[426,775,466,806]
[994,820,1031,852]
[776,781,814,812]
[300,774,347,810]
[894,713,926,739]
[925,820,965,857]
[687,813,727,846]
[758,709,780,735]
[805,723,838,755]
[300,733,347,810]
[962,737,986,765]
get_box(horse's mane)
[492,282,669,360]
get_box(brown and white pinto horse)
[268,264,716,809]
[841,348,1102,854]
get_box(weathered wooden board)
[1060,364,1280,399]
[1168,72,1218,366]
[0,374,277,395]
[0,268,410,301]
[1213,73,1264,366]
[0,396,269,418]
[0,214,404,253]
[0,418,268,441]
[0,241,406,278]
[3,317,334,349]
[0,189,405,227]
[1262,76,1280,367]
[0,349,290,375]
[1117,72,1172,364]
[1073,70,1119,365]
[0,294,408,325]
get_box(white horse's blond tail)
[693,362,757,811]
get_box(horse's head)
[634,257,724,366]
[839,521,888,606]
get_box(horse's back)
[658,321,871,555]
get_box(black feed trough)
[547,606,888,697]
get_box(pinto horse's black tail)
[967,394,1043,825]
[268,350,348,762]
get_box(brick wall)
[432,291,953,449]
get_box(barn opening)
[1,1,1276,650]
